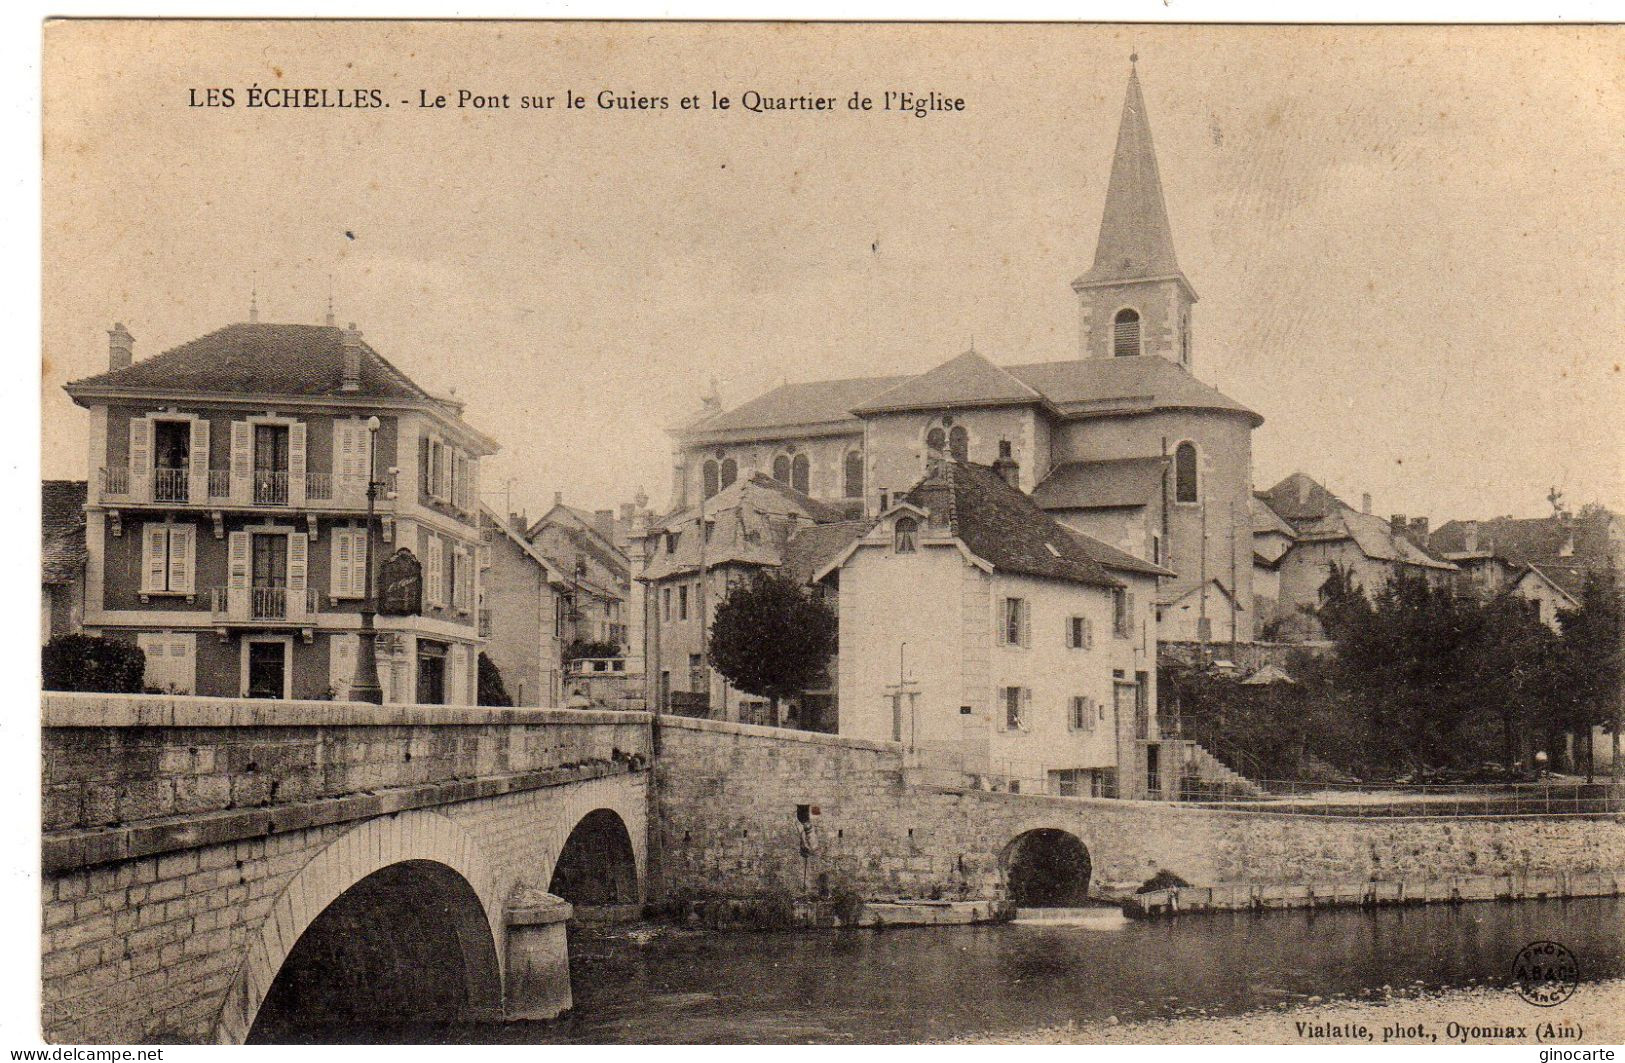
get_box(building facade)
[666,65,1261,644]
[64,320,495,704]
[477,505,568,707]
[818,461,1171,799]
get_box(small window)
[1067,616,1092,650]
[1113,588,1134,638]
[949,426,969,462]
[678,584,690,621]
[894,516,918,554]
[1113,308,1141,358]
[791,453,810,495]
[702,460,720,499]
[1002,597,1029,647]
[843,450,864,498]
[1003,686,1027,731]
[1069,696,1093,731]
[1175,442,1198,504]
[720,457,738,489]
[662,587,672,622]
[773,455,791,483]
[665,531,679,554]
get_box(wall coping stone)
[42,761,647,873]
[658,714,900,754]
[42,692,653,730]
[505,888,574,927]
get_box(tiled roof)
[850,350,1050,415]
[1251,496,1298,539]
[639,474,850,583]
[65,322,433,401]
[1032,456,1167,510]
[1257,473,1345,526]
[782,521,869,585]
[42,480,87,584]
[1293,504,1456,571]
[903,462,1152,588]
[1431,511,1621,569]
[680,354,1260,440]
[1522,562,1588,602]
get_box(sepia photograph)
[33,19,1625,1047]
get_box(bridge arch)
[548,807,640,905]
[214,809,503,1044]
[1001,827,1093,907]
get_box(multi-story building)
[665,64,1262,644]
[526,497,633,655]
[816,459,1171,798]
[476,505,568,706]
[64,318,496,703]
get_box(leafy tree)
[42,634,146,693]
[477,653,514,707]
[1552,565,1622,780]
[708,570,838,726]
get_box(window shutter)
[229,421,252,503]
[136,633,162,690]
[996,690,1008,731]
[468,459,480,515]
[353,528,369,597]
[1019,600,1031,648]
[329,633,357,699]
[427,537,443,606]
[171,635,196,694]
[227,531,250,619]
[995,598,1007,646]
[141,525,167,593]
[287,422,307,505]
[1125,592,1136,636]
[129,418,152,502]
[1020,687,1032,730]
[189,419,211,501]
[169,524,196,594]
[438,442,450,502]
[287,532,309,618]
[420,434,432,496]
[332,531,352,598]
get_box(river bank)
[959,978,1625,1045]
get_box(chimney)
[340,323,363,391]
[992,440,1020,488]
[1298,478,1312,505]
[1391,514,1407,536]
[509,510,528,535]
[1409,517,1429,542]
[1361,492,1372,515]
[593,509,615,541]
[554,490,564,507]
[1464,520,1479,553]
[107,323,133,371]
[619,502,635,527]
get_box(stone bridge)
[41,694,651,1044]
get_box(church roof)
[1073,65,1187,292]
[850,349,1052,415]
[676,354,1259,442]
[65,322,433,402]
[1032,456,1167,511]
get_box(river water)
[357,897,1625,1044]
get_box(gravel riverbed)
[950,979,1625,1045]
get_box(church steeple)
[1072,59,1198,369]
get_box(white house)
[816,459,1171,799]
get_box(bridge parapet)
[43,693,652,872]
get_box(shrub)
[1135,869,1191,895]
[42,634,146,693]
[477,653,513,706]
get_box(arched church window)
[1114,308,1141,358]
[1175,441,1198,504]
[894,516,918,554]
[702,460,720,499]
[791,454,810,495]
[948,426,969,462]
[926,427,946,453]
[720,458,738,489]
[773,455,791,483]
[843,450,864,498]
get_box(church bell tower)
[1073,59,1198,370]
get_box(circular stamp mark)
[1511,940,1579,1007]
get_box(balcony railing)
[208,469,231,498]
[153,467,190,503]
[253,471,289,506]
[100,466,129,497]
[304,471,374,504]
[208,586,318,623]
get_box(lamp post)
[349,415,385,704]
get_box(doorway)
[417,641,447,705]
[247,640,288,700]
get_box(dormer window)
[894,516,918,554]
[1113,308,1141,358]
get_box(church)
[668,62,1263,646]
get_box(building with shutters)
[815,459,1170,799]
[665,62,1261,645]
[63,317,496,704]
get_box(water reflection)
[337,897,1625,1044]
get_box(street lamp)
[349,415,385,704]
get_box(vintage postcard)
[36,20,1624,1048]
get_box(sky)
[41,22,1625,525]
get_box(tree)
[42,634,146,693]
[478,653,514,707]
[1552,565,1622,781]
[708,570,838,726]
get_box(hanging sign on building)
[378,547,422,616]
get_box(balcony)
[153,467,190,503]
[98,466,397,511]
[208,585,318,624]
[253,471,289,506]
